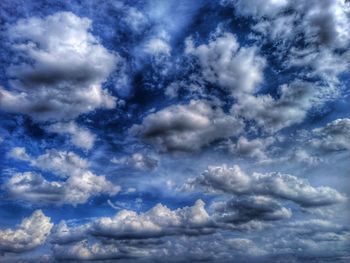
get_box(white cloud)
[185,32,265,95]
[51,200,211,243]
[144,38,171,56]
[130,100,244,152]
[0,210,52,253]
[3,171,120,205]
[232,80,320,133]
[9,147,89,178]
[185,164,346,207]
[7,147,120,205]
[227,0,289,18]
[45,121,96,151]
[0,11,117,122]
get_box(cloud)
[9,147,89,178]
[185,32,265,95]
[51,199,212,243]
[143,31,171,56]
[232,80,321,133]
[0,210,52,253]
[52,240,136,261]
[0,11,117,122]
[111,153,158,171]
[3,171,119,205]
[227,0,289,18]
[45,121,96,151]
[309,118,350,152]
[228,136,275,160]
[130,100,244,152]
[6,148,120,205]
[212,196,292,226]
[231,0,350,49]
[184,165,346,207]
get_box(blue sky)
[0,0,349,262]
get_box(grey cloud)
[0,210,52,253]
[130,100,244,152]
[212,196,292,225]
[309,118,350,152]
[185,164,346,207]
[0,12,117,122]
[228,136,275,160]
[111,153,158,171]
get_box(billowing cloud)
[45,121,96,151]
[185,32,265,95]
[6,148,120,205]
[0,11,117,121]
[185,165,346,207]
[0,210,52,253]
[130,100,244,152]
[51,199,212,243]
[3,171,119,205]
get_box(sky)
[0,0,349,262]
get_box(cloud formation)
[6,147,120,205]
[0,210,52,253]
[130,100,244,152]
[0,11,117,122]
[185,165,346,207]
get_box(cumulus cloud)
[184,165,346,207]
[111,153,158,171]
[0,210,52,253]
[51,199,212,243]
[130,100,244,152]
[250,0,350,86]
[3,171,119,205]
[0,11,117,122]
[6,148,120,205]
[45,121,96,151]
[185,32,265,95]
[309,118,350,152]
